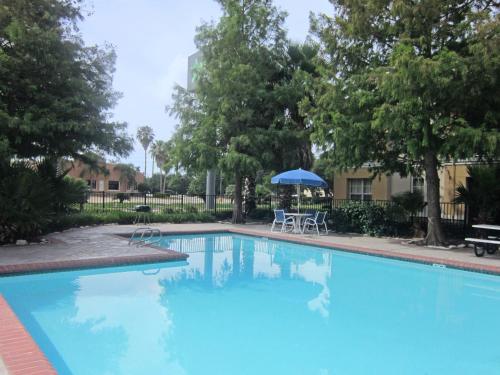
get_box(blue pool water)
[0,232,499,374]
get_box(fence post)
[464,203,469,232]
[143,192,147,206]
[181,195,184,211]
[102,191,105,212]
[214,195,217,215]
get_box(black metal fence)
[80,192,467,227]
[81,192,234,215]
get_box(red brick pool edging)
[0,251,188,276]
[226,228,500,275]
[0,295,56,375]
[117,227,500,275]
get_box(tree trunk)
[162,173,168,194]
[232,172,244,224]
[243,175,256,216]
[144,149,147,178]
[423,150,447,246]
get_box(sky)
[79,0,333,175]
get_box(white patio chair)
[271,209,294,232]
[302,211,328,235]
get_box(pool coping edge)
[0,251,188,276]
[225,228,500,275]
[0,295,56,375]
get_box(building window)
[86,179,96,190]
[411,177,424,193]
[108,180,120,191]
[348,179,372,201]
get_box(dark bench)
[465,238,500,257]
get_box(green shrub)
[225,184,235,196]
[0,162,54,242]
[55,176,88,213]
[183,204,198,213]
[49,211,216,231]
[0,160,88,242]
[330,201,408,237]
[37,159,88,213]
[391,191,425,218]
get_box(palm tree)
[78,152,108,190]
[454,165,500,224]
[151,140,170,192]
[136,126,155,178]
[150,140,161,186]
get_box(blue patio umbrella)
[271,168,328,213]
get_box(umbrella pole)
[297,184,300,214]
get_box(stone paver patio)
[0,222,499,275]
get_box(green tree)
[187,172,207,196]
[77,152,109,183]
[271,43,319,172]
[150,140,162,191]
[150,140,172,193]
[136,126,155,178]
[165,173,189,194]
[0,0,132,161]
[169,0,288,223]
[305,0,500,245]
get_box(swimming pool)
[0,232,499,374]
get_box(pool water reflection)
[0,232,499,374]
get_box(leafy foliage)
[0,162,54,242]
[454,164,500,223]
[136,126,155,177]
[50,211,216,231]
[167,1,317,223]
[186,173,206,196]
[113,163,139,190]
[330,202,408,237]
[0,0,133,160]
[392,191,426,218]
[305,0,500,245]
[0,160,88,242]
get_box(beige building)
[333,162,471,203]
[65,160,145,193]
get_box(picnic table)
[465,224,500,257]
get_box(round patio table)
[285,213,311,234]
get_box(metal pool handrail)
[128,227,162,247]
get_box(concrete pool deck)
[0,222,499,275]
